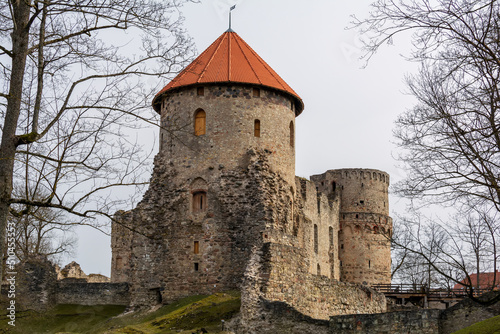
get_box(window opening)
[197,87,204,96]
[253,87,260,97]
[314,224,318,254]
[329,226,334,247]
[289,121,294,147]
[254,119,261,137]
[194,241,199,254]
[192,191,207,212]
[194,263,199,271]
[194,109,206,136]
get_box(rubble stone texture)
[111,82,391,319]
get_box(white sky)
[73,0,418,276]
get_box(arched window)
[289,121,294,147]
[254,119,261,137]
[194,109,206,136]
[192,191,207,212]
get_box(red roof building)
[454,271,500,290]
[153,30,304,115]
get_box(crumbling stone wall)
[330,309,440,334]
[16,257,57,311]
[111,82,392,322]
[312,169,392,286]
[439,292,500,334]
[112,148,295,306]
[56,282,129,305]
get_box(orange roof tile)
[153,31,304,115]
[454,271,500,290]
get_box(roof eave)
[152,82,304,116]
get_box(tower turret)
[311,169,392,286]
[152,30,303,186]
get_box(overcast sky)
[73,0,419,276]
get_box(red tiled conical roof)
[153,31,304,115]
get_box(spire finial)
[227,5,236,32]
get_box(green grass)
[0,304,127,333]
[452,314,500,334]
[0,291,241,334]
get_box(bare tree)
[390,207,500,302]
[353,0,500,302]
[0,0,196,276]
[9,189,76,264]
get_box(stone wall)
[56,282,130,306]
[312,169,392,286]
[257,242,386,320]
[329,309,441,334]
[159,84,297,186]
[112,148,295,306]
[439,292,500,334]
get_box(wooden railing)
[372,284,490,299]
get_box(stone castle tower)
[111,29,391,319]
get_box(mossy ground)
[451,314,500,334]
[0,291,240,334]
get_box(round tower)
[312,169,392,286]
[152,30,303,186]
[120,30,305,301]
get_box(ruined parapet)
[16,256,57,311]
[57,261,87,281]
[311,169,392,286]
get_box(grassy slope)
[452,315,500,334]
[0,291,241,334]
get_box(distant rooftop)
[153,31,303,115]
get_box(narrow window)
[317,264,321,276]
[314,224,318,254]
[332,182,336,192]
[360,200,364,205]
[192,191,207,212]
[369,260,371,268]
[356,214,359,219]
[340,261,342,267]
[194,241,199,254]
[253,87,260,97]
[329,226,334,247]
[197,87,204,96]
[194,263,199,271]
[341,244,344,249]
[194,109,206,136]
[289,121,294,147]
[254,119,261,137]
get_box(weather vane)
[228,5,236,31]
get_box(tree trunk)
[0,0,32,278]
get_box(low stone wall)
[329,309,441,334]
[439,292,500,334]
[56,282,130,306]
[233,299,330,334]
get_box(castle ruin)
[110,29,392,320]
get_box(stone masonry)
[111,30,392,322]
